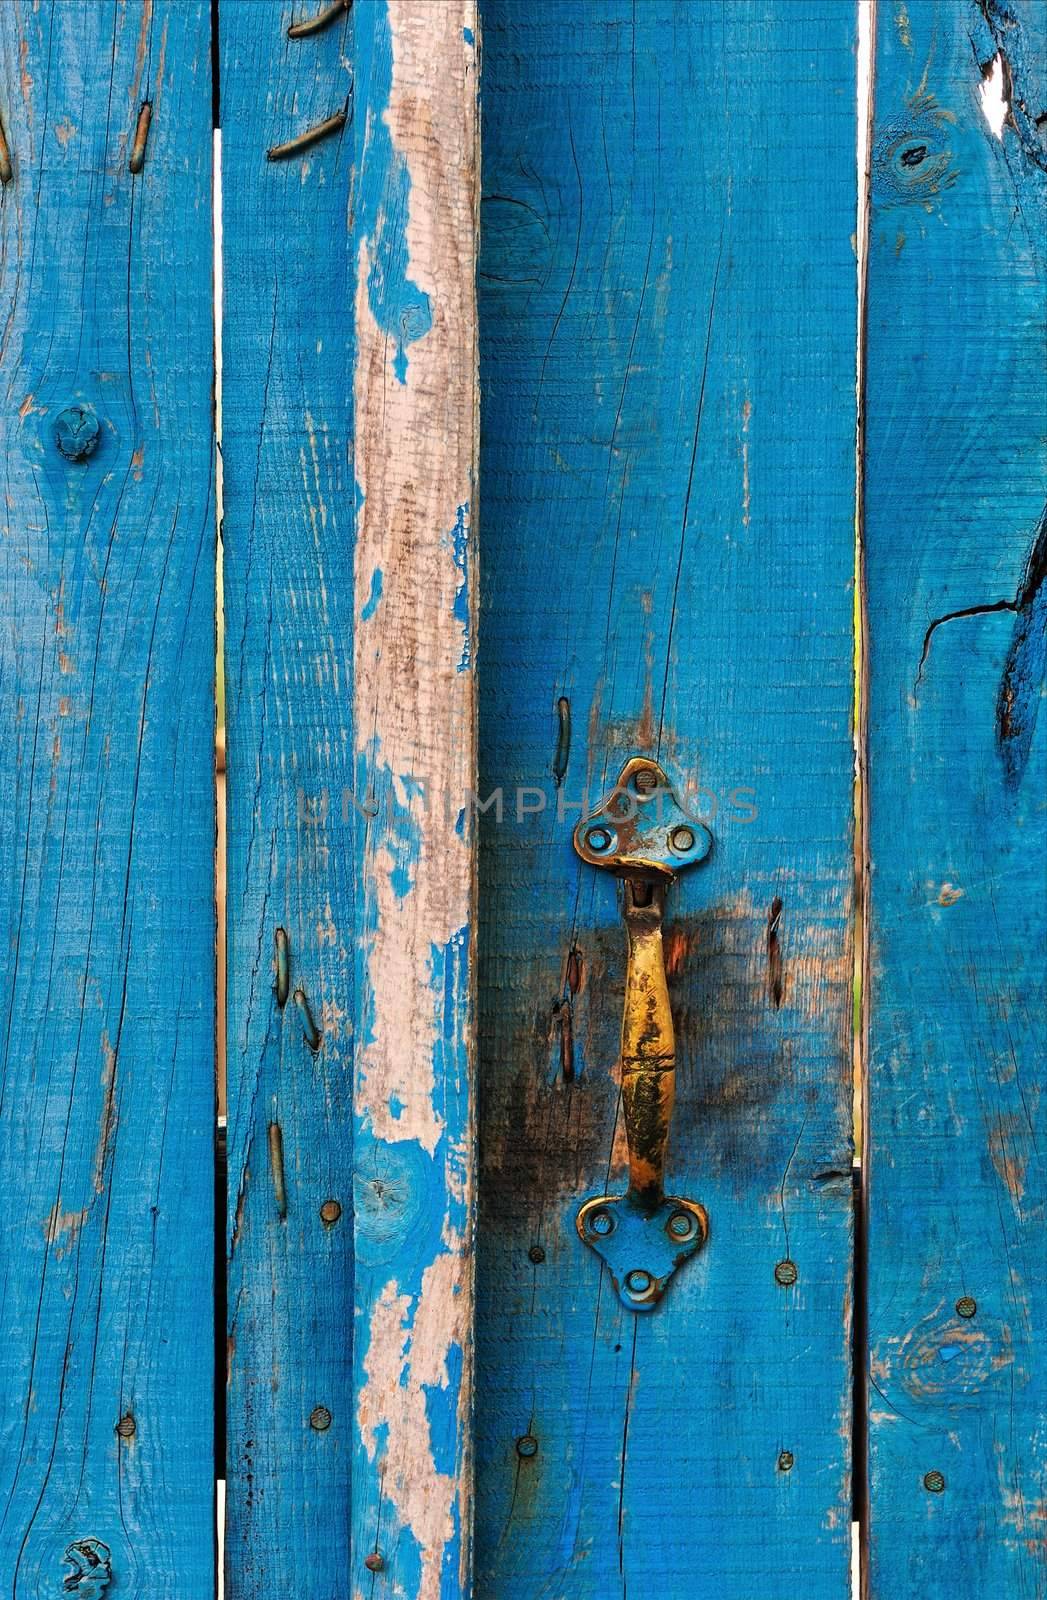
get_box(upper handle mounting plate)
[572,756,712,882]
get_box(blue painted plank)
[0,4,216,1594]
[218,3,355,1595]
[348,4,478,1595]
[864,3,1046,1593]
[476,3,859,1594]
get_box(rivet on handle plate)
[573,756,712,1311]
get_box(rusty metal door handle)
[573,757,712,1311]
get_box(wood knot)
[62,1538,112,1594]
[873,112,957,207]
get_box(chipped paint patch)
[358,1244,469,1599]
[42,1200,89,1258]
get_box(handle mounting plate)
[576,1194,708,1311]
[572,756,712,881]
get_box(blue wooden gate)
[0,2,1042,1597]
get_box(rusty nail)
[293,987,321,1051]
[557,999,574,1082]
[288,0,351,37]
[268,1122,287,1219]
[669,825,696,853]
[553,696,571,786]
[565,946,582,994]
[528,1244,545,1264]
[516,1434,538,1459]
[267,108,348,163]
[129,101,152,174]
[320,1198,342,1226]
[274,927,290,1007]
[634,767,658,794]
[310,1405,332,1432]
[777,1449,794,1472]
[363,1552,384,1572]
[956,1296,977,1318]
[115,1413,137,1440]
[774,1259,798,1287]
[923,1470,945,1493]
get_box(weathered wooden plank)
[863,3,1046,1593]
[349,4,478,1594]
[219,3,355,1595]
[476,3,859,1595]
[0,4,215,1593]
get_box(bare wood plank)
[350,3,479,1593]
[0,4,216,1592]
[864,2,1046,1593]
[219,2,355,1594]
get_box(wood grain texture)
[864,2,1046,1592]
[476,3,858,1594]
[219,3,355,1596]
[350,4,478,1595]
[0,4,215,1594]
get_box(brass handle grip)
[572,757,712,1311]
[621,880,674,1210]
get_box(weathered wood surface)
[0,4,215,1594]
[350,3,479,1595]
[864,2,1046,1593]
[476,3,859,1594]
[219,3,355,1595]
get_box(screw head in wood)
[588,1208,614,1237]
[516,1434,538,1459]
[774,1259,798,1286]
[634,768,659,795]
[923,1470,945,1493]
[115,1413,136,1440]
[669,825,696,854]
[528,1244,546,1263]
[320,1199,342,1226]
[956,1296,977,1318]
[778,1450,794,1472]
[667,1209,698,1242]
[309,1405,332,1432]
[364,1553,384,1572]
[54,404,100,461]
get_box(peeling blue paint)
[450,503,472,673]
[350,9,474,1596]
[464,26,474,45]
[361,565,383,620]
[354,1,433,384]
[427,1341,465,1477]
